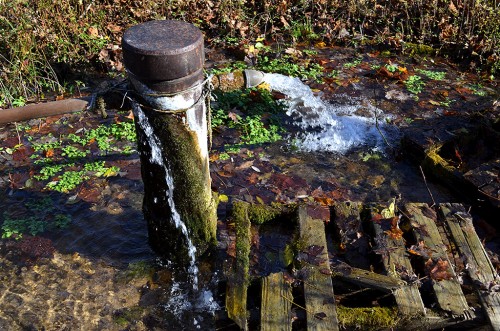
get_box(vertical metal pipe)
[122,20,217,267]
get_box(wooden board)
[405,203,470,316]
[333,265,404,293]
[298,206,339,331]
[464,159,500,208]
[333,202,370,269]
[261,272,293,331]
[440,203,500,330]
[368,203,426,316]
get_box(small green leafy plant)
[416,69,446,81]
[1,196,72,239]
[405,75,425,94]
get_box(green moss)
[113,306,145,327]
[337,306,401,330]
[247,203,282,224]
[141,108,218,261]
[404,43,436,56]
[232,201,251,279]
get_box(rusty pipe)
[0,97,91,125]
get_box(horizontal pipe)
[0,97,91,125]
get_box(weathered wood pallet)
[440,203,500,330]
[401,117,500,211]
[223,201,498,330]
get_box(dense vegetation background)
[0,0,498,107]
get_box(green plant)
[61,145,89,158]
[239,115,282,144]
[385,64,399,73]
[469,84,488,96]
[343,58,362,69]
[34,164,64,180]
[416,69,446,81]
[219,152,230,160]
[257,55,323,81]
[45,170,88,193]
[405,75,425,94]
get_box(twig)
[14,122,21,145]
[419,166,436,207]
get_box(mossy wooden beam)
[405,203,470,317]
[226,201,252,331]
[440,203,500,330]
[298,205,339,331]
[261,272,293,331]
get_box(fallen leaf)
[425,258,453,281]
[217,194,228,203]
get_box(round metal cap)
[122,20,204,84]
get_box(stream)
[0,60,497,330]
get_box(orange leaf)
[45,149,54,158]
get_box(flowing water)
[264,73,395,153]
[133,103,199,290]
[0,71,486,330]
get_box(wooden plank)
[333,265,404,293]
[226,201,252,331]
[298,205,339,331]
[333,202,370,269]
[367,202,426,316]
[261,272,293,331]
[464,159,500,208]
[405,203,470,316]
[440,203,500,330]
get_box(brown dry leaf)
[385,227,403,240]
[246,172,260,184]
[372,213,384,223]
[88,26,99,37]
[236,160,254,170]
[228,112,239,122]
[425,258,453,281]
[449,1,459,15]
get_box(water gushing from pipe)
[133,103,199,290]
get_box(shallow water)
[0,67,495,330]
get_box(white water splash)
[263,73,392,153]
[133,103,199,290]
